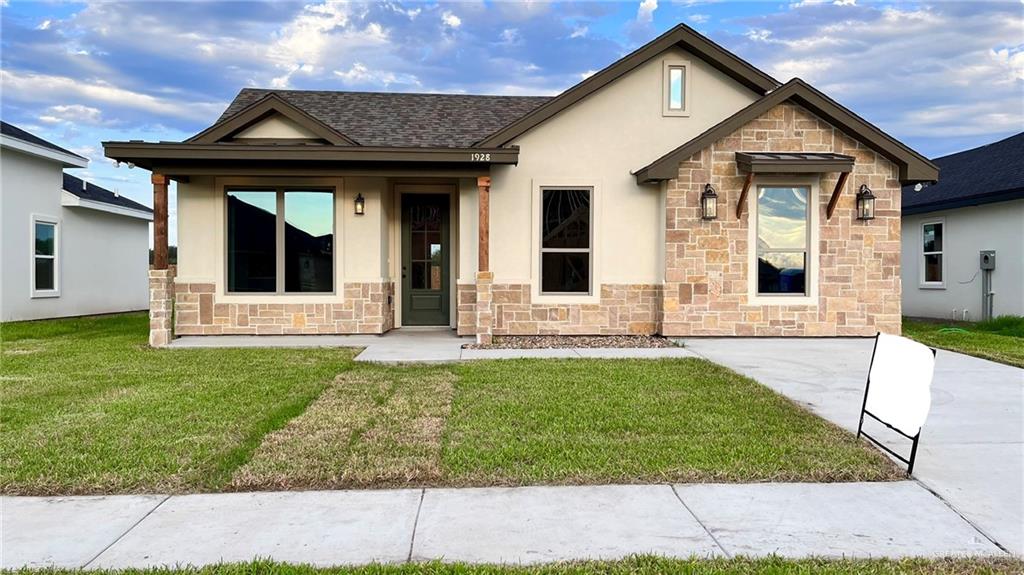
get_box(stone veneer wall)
[174,282,395,335]
[662,102,902,337]
[458,283,662,336]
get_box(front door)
[401,193,450,326]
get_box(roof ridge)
[237,87,552,100]
[931,131,1024,162]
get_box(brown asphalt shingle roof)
[218,89,552,148]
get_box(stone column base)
[149,267,176,347]
[475,271,494,345]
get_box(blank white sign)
[865,333,935,436]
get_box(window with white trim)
[662,60,691,117]
[921,220,944,287]
[32,216,59,297]
[540,187,591,294]
[756,185,810,296]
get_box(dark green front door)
[401,193,450,326]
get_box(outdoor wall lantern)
[354,193,366,216]
[701,183,718,220]
[856,184,876,221]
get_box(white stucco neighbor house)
[901,132,1024,321]
[1,121,153,322]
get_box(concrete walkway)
[2,481,1004,570]
[169,329,700,363]
[682,338,1024,557]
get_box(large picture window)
[921,221,943,286]
[756,186,810,295]
[32,216,59,297]
[540,188,591,294]
[227,188,334,294]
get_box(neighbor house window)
[756,186,810,295]
[663,60,691,116]
[540,188,591,294]
[227,188,334,293]
[32,215,59,297]
[921,220,944,287]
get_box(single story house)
[901,132,1023,320]
[1,121,153,322]
[103,24,938,346]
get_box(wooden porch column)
[477,176,490,272]
[475,176,493,345]
[152,173,169,270]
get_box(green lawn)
[2,313,897,495]
[903,316,1024,368]
[8,557,1022,575]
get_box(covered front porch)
[108,144,502,347]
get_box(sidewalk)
[168,330,700,363]
[2,482,1004,570]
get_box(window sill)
[218,293,340,304]
[747,294,816,306]
[919,284,946,290]
[532,291,601,305]
[31,291,60,299]
[662,110,691,118]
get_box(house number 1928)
[470,153,491,162]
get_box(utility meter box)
[980,250,996,270]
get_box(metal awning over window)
[734,152,856,220]
[735,152,855,173]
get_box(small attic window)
[663,60,691,117]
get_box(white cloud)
[570,25,588,39]
[442,11,461,29]
[500,28,522,46]
[37,19,52,30]
[1,70,224,121]
[333,62,421,88]
[580,69,598,80]
[38,104,105,125]
[689,14,710,24]
[637,0,658,24]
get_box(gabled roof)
[187,93,358,145]
[633,79,939,184]
[63,173,152,214]
[209,89,551,148]
[1,121,88,167]
[476,23,780,147]
[902,132,1024,215]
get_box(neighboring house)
[103,24,938,346]
[1,121,153,322]
[901,133,1024,321]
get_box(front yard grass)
[903,315,1024,368]
[2,313,898,495]
[8,557,1022,575]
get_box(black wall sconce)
[354,193,365,216]
[856,184,875,220]
[701,183,718,220]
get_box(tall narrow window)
[663,60,690,116]
[668,66,685,110]
[540,188,591,294]
[227,190,277,292]
[32,217,58,296]
[922,221,943,286]
[756,186,810,295]
[284,190,333,293]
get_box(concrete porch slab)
[676,482,1002,558]
[0,495,166,569]
[411,484,722,564]
[89,489,422,569]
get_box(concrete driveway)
[682,338,1024,556]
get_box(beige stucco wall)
[232,115,322,139]
[488,46,760,299]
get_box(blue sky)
[2,0,1022,240]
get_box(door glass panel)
[227,190,277,292]
[411,262,427,289]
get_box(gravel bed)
[463,335,679,349]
